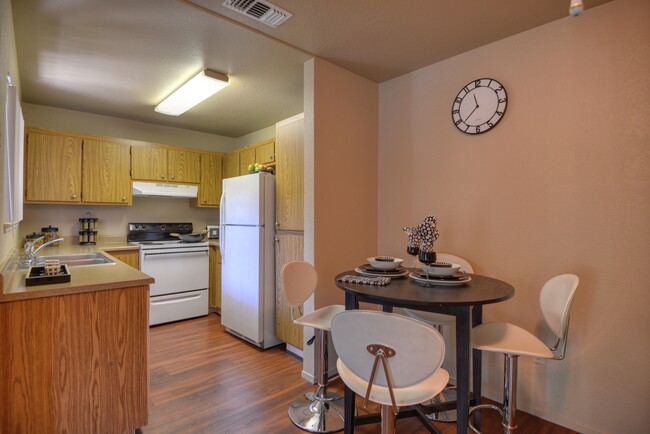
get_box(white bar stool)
[469,274,579,434]
[331,310,450,434]
[283,261,346,433]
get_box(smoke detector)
[223,0,292,28]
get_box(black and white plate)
[355,265,409,278]
[409,271,471,286]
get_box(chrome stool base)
[426,386,457,422]
[288,392,345,433]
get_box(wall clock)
[451,78,507,135]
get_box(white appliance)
[128,222,209,326]
[220,173,281,349]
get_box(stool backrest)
[436,253,474,273]
[539,274,579,339]
[331,310,445,388]
[281,261,318,308]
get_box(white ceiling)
[12,0,612,138]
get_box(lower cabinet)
[209,245,222,310]
[0,286,149,433]
[275,232,304,349]
[105,248,140,269]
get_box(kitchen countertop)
[0,240,153,303]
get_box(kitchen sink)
[34,252,117,267]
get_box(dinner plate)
[358,264,407,274]
[409,272,471,286]
[412,269,468,280]
[355,267,409,278]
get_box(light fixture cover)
[155,69,229,116]
[569,0,584,16]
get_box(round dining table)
[335,270,515,434]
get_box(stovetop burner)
[127,222,195,243]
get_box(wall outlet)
[533,356,546,365]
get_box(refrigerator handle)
[220,191,225,262]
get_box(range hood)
[132,181,198,198]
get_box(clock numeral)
[475,126,481,133]
[455,97,462,103]
[496,86,503,91]
[463,86,470,94]
[455,119,462,126]
[474,79,482,87]
[487,121,494,128]
[499,98,507,103]
[452,109,459,114]
[496,111,503,117]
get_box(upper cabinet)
[25,129,82,204]
[82,138,132,205]
[255,139,275,165]
[275,115,304,231]
[167,148,201,183]
[238,147,256,175]
[191,153,223,208]
[223,151,240,179]
[131,146,201,184]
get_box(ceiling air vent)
[223,0,292,28]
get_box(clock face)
[451,78,507,134]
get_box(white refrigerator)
[220,172,281,349]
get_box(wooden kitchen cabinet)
[275,114,304,231]
[0,286,149,433]
[132,145,201,183]
[238,146,256,175]
[82,138,132,205]
[255,139,275,165]
[24,128,82,204]
[223,151,240,179]
[275,232,304,349]
[209,245,222,310]
[131,145,168,181]
[105,248,140,269]
[167,148,201,183]
[191,153,223,208]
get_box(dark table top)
[335,270,514,310]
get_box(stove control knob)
[160,224,166,230]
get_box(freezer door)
[221,225,263,343]
[222,174,263,226]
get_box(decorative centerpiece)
[416,215,439,266]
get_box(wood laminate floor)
[142,313,577,434]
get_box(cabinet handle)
[161,174,165,179]
[171,175,175,180]
[122,196,126,201]
[72,194,77,199]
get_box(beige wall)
[306,58,379,309]
[377,0,649,432]
[233,124,276,149]
[0,0,22,263]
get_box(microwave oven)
[206,225,219,239]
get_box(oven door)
[140,247,209,297]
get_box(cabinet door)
[105,249,140,269]
[168,149,201,183]
[25,129,82,203]
[275,115,304,231]
[255,140,275,164]
[197,154,222,207]
[82,139,131,204]
[239,147,256,175]
[223,151,240,179]
[131,146,167,181]
[209,246,222,309]
[275,232,304,349]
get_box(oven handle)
[150,293,202,305]
[142,250,209,259]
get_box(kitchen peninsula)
[0,244,154,434]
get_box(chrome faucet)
[22,236,65,266]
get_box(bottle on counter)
[41,226,60,247]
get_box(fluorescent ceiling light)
[155,69,229,116]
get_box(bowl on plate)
[421,262,461,276]
[367,256,404,270]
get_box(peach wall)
[306,58,379,309]
[377,0,649,432]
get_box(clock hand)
[464,104,479,122]
[474,94,478,105]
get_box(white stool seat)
[295,304,346,331]
[337,358,449,407]
[471,322,553,359]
